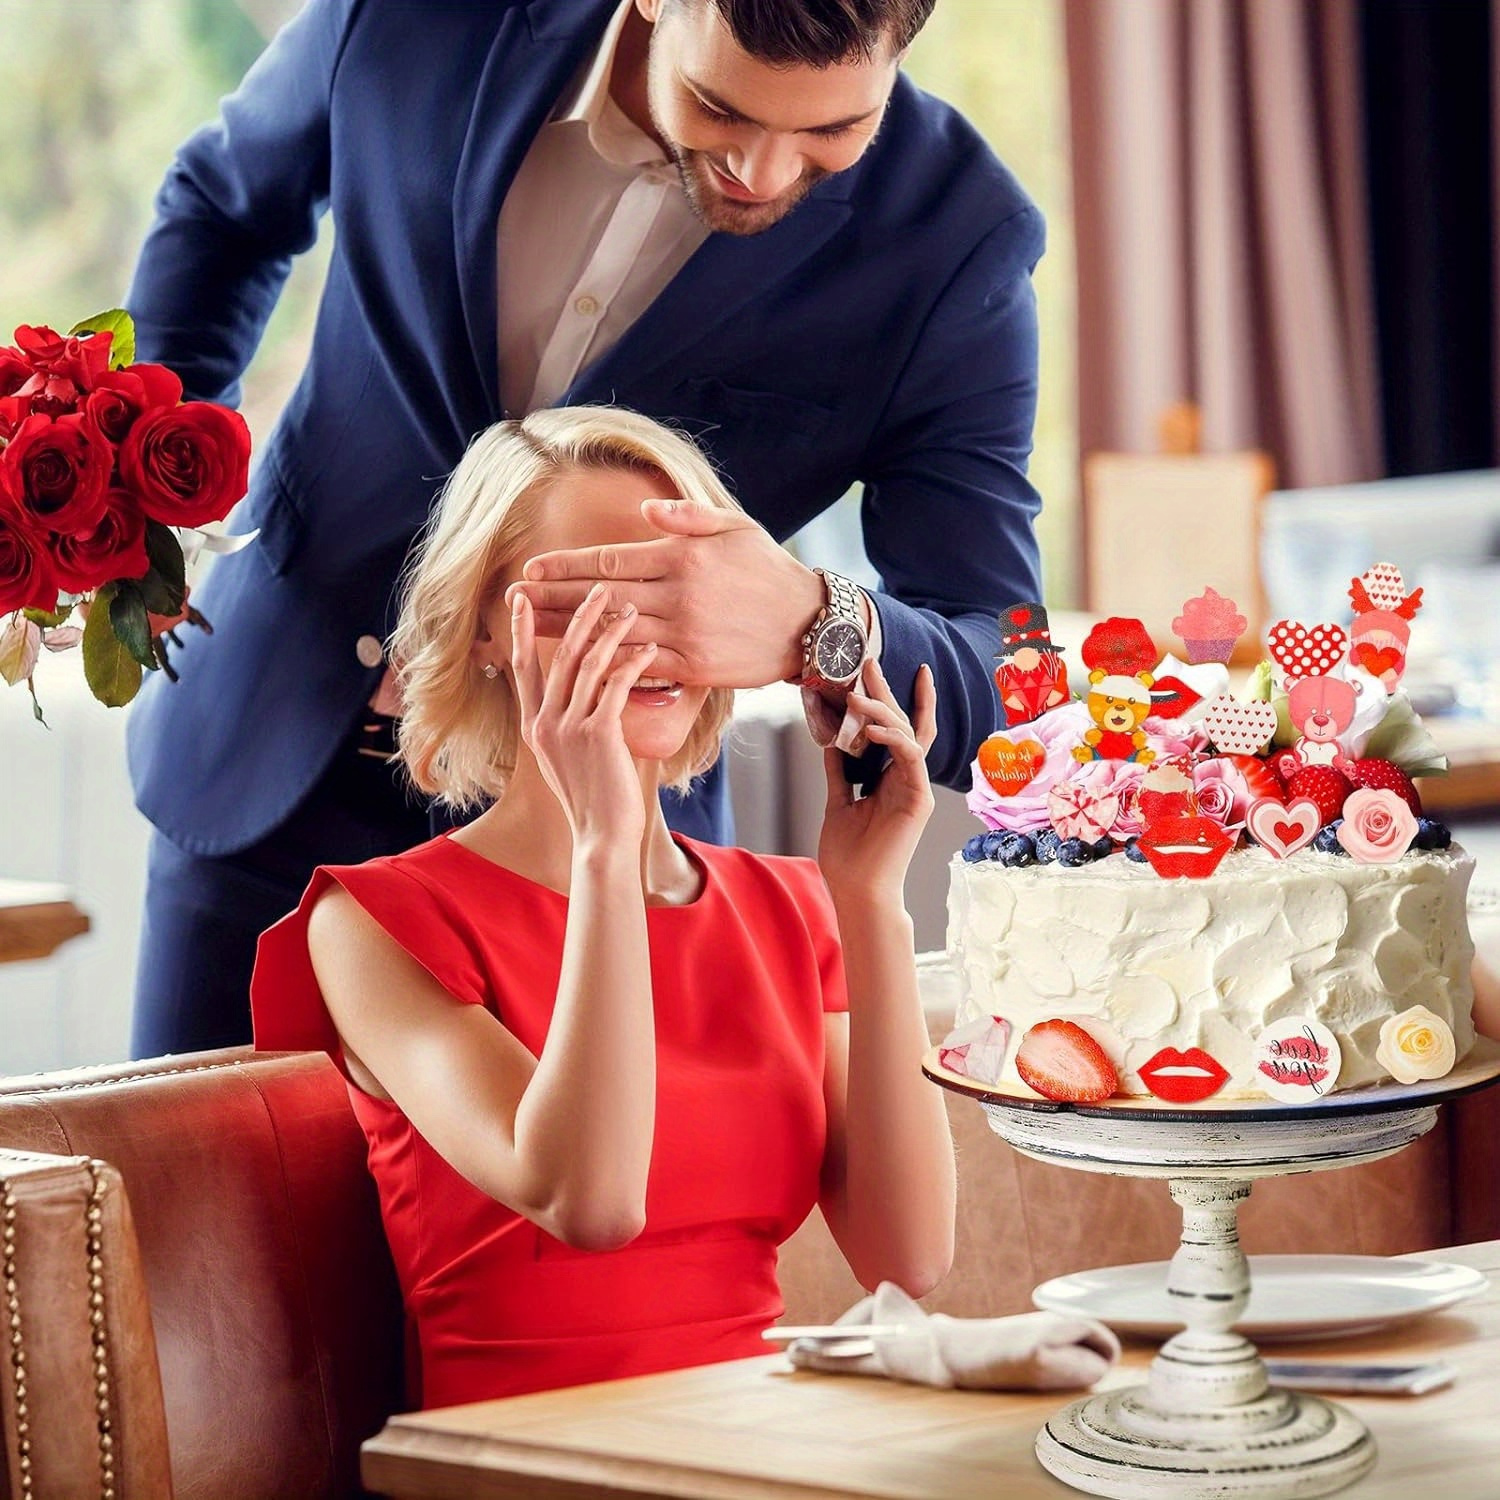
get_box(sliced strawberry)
[1285,764,1355,826]
[1345,757,1422,816]
[1014,1020,1119,1103]
[1222,753,1285,802]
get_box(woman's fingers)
[912,663,937,751]
[566,599,639,716]
[508,593,545,734]
[539,582,612,715]
[591,640,660,723]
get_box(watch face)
[814,619,866,684]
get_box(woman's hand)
[510,583,659,844]
[817,660,936,904]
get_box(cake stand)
[923,1038,1500,1500]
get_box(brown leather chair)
[2,1034,1496,1500]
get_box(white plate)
[1032,1255,1489,1341]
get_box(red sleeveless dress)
[250,833,847,1409]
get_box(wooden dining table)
[0,878,89,964]
[361,1238,1499,1499]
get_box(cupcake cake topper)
[1173,587,1248,665]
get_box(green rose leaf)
[83,586,143,707]
[23,603,73,628]
[109,582,157,671]
[68,308,136,370]
[140,521,187,616]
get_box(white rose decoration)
[1376,1005,1456,1085]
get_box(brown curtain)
[1066,0,1382,488]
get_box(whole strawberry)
[1285,764,1355,826]
[1345,757,1423,816]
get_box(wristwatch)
[799,568,869,693]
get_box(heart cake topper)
[977,734,1046,797]
[1202,694,1277,756]
[1267,620,1348,685]
[1246,796,1320,859]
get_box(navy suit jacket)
[125,0,1045,856]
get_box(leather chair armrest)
[0,1150,172,1500]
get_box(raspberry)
[1345,758,1422,816]
[1285,764,1354,826]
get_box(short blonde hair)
[393,407,741,811]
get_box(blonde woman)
[251,407,955,1410]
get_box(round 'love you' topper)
[1254,1018,1342,1102]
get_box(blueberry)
[1312,820,1348,856]
[1034,829,1062,864]
[962,835,988,863]
[1091,837,1115,859]
[1124,836,1147,864]
[979,830,1009,861]
[1414,817,1452,851]
[1057,837,1092,868]
[1000,833,1037,868]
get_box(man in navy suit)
[126,0,1046,1055]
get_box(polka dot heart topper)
[1266,619,1348,690]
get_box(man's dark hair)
[708,0,937,66]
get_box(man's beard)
[667,144,826,236]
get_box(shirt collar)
[554,0,668,171]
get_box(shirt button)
[574,294,601,318]
[355,634,384,669]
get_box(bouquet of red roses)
[0,310,251,717]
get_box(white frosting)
[947,846,1477,1098]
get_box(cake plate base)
[1034,1181,1375,1499]
[923,1044,1500,1500]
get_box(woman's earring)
[481,662,499,680]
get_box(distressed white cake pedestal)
[924,1042,1500,1500]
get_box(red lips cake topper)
[1137,814,1233,879]
[1139,1047,1230,1104]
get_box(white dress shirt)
[497,0,707,416]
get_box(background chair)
[2,1013,1496,1499]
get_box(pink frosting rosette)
[966,701,1092,834]
[1192,757,1254,841]
[1336,787,1418,863]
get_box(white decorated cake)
[939,574,1480,1105]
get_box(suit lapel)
[571,185,854,402]
[452,0,614,423]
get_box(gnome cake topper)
[993,602,1069,726]
[1348,562,1423,692]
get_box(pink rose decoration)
[1142,714,1210,761]
[1192,757,1253,841]
[967,701,1092,834]
[1336,788,1418,863]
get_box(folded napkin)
[788,1282,1121,1392]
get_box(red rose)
[118,401,251,529]
[51,488,151,595]
[0,346,31,399]
[13,325,112,391]
[84,363,184,445]
[3,412,112,535]
[0,509,58,615]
